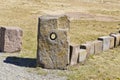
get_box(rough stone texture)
[86,41,95,55]
[78,49,87,64]
[69,45,79,65]
[0,27,23,53]
[80,42,94,57]
[98,36,113,51]
[37,15,70,69]
[93,40,103,54]
[110,33,120,47]
[109,36,115,49]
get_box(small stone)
[93,40,103,54]
[110,33,120,47]
[80,43,92,57]
[78,49,87,64]
[86,41,95,55]
[69,45,79,65]
[0,27,23,53]
[98,36,113,51]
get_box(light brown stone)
[110,33,120,47]
[86,41,95,55]
[0,27,23,53]
[69,45,79,65]
[37,15,70,69]
[93,40,103,54]
[78,49,87,64]
[80,43,93,57]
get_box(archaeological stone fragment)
[69,44,79,65]
[78,49,87,64]
[98,36,113,51]
[93,40,103,54]
[110,33,120,47]
[0,27,23,53]
[37,15,70,69]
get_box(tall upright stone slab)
[93,40,103,54]
[69,44,79,66]
[37,15,70,69]
[110,33,120,47]
[0,27,23,53]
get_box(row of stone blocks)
[37,14,120,70]
[0,27,22,53]
[70,33,120,66]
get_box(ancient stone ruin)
[37,14,120,70]
[0,27,23,53]
[37,15,70,69]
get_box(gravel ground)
[0,53,67,80]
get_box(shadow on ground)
[4,57,36,68]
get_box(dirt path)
[0,53,67,80]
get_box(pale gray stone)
[98,36,113,51]
[37,15,70,69]
[0,27,23,53]
[78,49,87,64]
[93,40,103,54]
[110,33,120,47]
[86,41,95,55]
[69,45,79,65]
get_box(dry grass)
[0,0,120,79]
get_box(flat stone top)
[39,15,68,20]
[98,36,113,39]
[79,49,87,52]
[0,27,22,30]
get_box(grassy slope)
[0,0,120,79]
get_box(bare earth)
[0,53,67,80]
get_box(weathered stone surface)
[78,49,87,64]
[69,45,79,65]
[98,36,113,51]
[86,41,95,55]
[93,40,103,54]
[80,42,94,56]
[0,27,23,53]
[80,44,90,57]
[110,33,120,47]
[37,15,70,69]
[109,37,114,49]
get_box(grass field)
[0,0,120,80]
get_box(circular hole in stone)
[50,32,57,40]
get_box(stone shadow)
[4,56,36,68]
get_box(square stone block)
[93,40,103,54]
[80,42,94,57]
[0,27,23,53]
[69,44,79,66]
[78,49,87,64]
[98,36,113,51]
[37,15,70,69]
[86,41,95,55]
[110,33,120,47]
